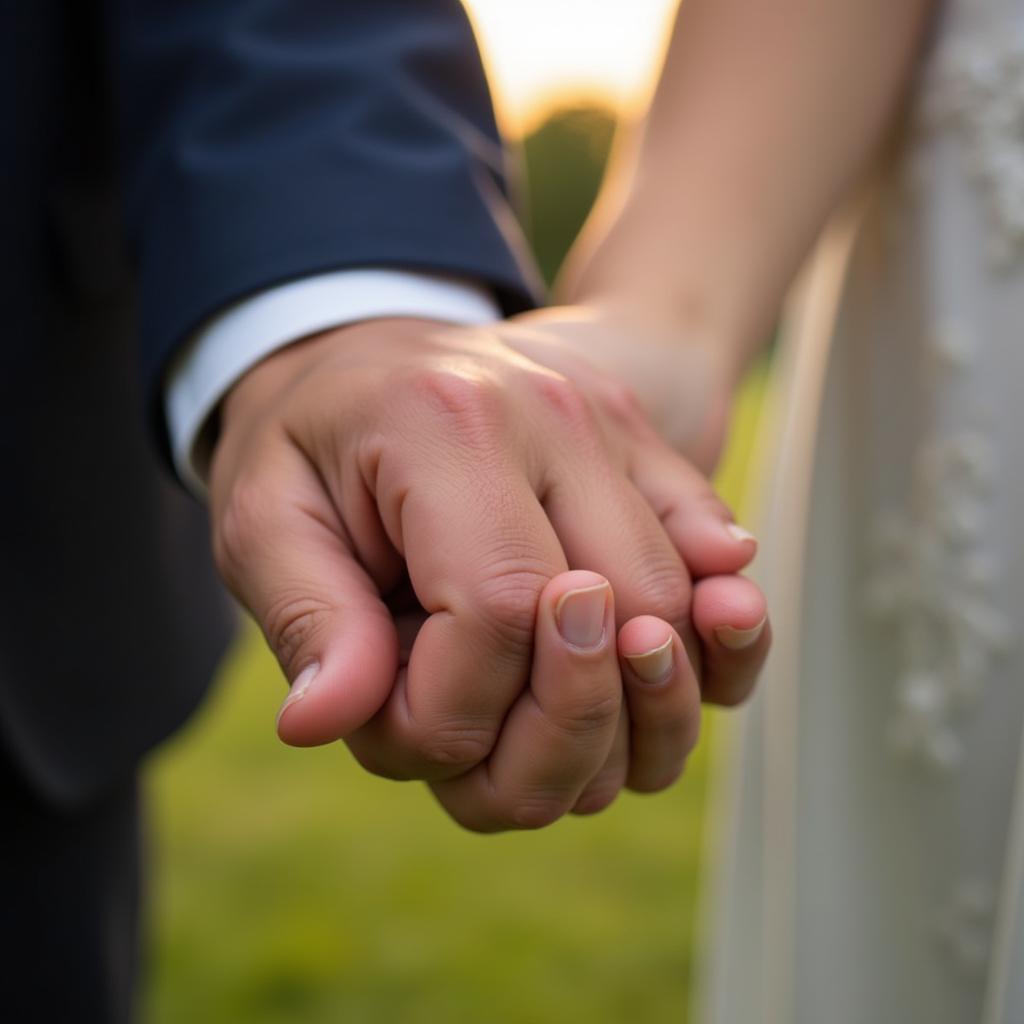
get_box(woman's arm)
[558,0,936,387]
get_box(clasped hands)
[208,310,769,832]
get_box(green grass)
[142,365,768,1024]
[144,641,706,1024]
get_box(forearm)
[560,0,936,382]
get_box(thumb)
[211,436,399,747]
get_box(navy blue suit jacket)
[3,0,538,802]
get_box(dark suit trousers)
[0,742,141,1024]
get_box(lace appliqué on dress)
[917,25,1024,265]
[933,877,997,973]
[863,325,1012,774]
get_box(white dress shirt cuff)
[165,269,503,498]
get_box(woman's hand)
[496,304,737,474]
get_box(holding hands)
[204,0,921,835]
[208,313,768,831]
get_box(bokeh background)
[143,4,769,1020]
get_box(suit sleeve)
[106,0,543,449]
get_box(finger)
[630,445,759,578]
[571,706,630,816]
[617,616,702,792]
[691,575,770,706]
[541,437,694,640]
[349,392,569,779]
[210,434,399,747]
[431,571,621,832]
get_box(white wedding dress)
[699,1,1024,1020]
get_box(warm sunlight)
[462,0,678,134]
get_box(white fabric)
[699,1,1024,1020]
[165,269,502,497]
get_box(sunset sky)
[462,0,678,133]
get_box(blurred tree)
[521,105,618,287]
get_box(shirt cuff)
[164,269,503,498]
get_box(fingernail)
[714,618,766,650]
[625,636,674,684]
[726,523,758,546]
[556,583,609,650]
[276,661,320,726]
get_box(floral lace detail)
[863,322,1012,773]
[933,878,997,975]
[861,309,1014,980]
[917,23,1024,264]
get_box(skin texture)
[210,317,769,831]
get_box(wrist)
[557,199,773,392]
[552,290,745,395]
[506,304,734,472]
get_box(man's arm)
[107,0,542,456]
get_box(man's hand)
[208,318,768,830]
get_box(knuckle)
[632,560,692,628]
[531,375,608,452]
[214,477,271,579]
[573,781,621,816]
[416,719,497,771]
[504,793,572,831]
[406,367,503,446]
[533,374,593,428]
[473,566,550,650]
[261,593,334,674]
[596,378,644,424]
[550,690,622,740]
